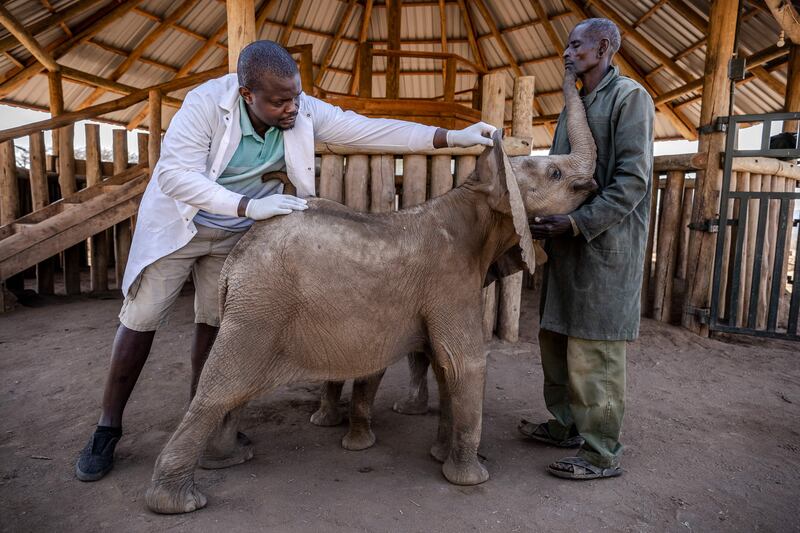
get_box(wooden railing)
[642,153,800,329]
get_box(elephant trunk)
[562,71,597,175]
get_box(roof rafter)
[348,0,374,95]
[0,4,60,72]
[530,0,563,54]
[76,0,199,110]
[0,0,105,55]
[455,0,485,71]
[633,0,668,28]
[279,0,304,46]
[314,0,359,86]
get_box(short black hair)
[770,132,798,161]
[575,18,621,55]
[237,40,299,90]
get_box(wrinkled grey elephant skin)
[145,71,597,514]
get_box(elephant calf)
[146,70,597,514]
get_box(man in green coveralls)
[519,18,655,479]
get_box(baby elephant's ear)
[476,130,505,187]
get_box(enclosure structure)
[0,0,797,339]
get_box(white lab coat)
[123,74,437,296]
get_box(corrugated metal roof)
[0,0,792,148]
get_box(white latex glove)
[446,121,497,147]
[245,194,308,220]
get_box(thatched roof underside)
[0,0,791,149]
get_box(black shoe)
[75,426,122,482]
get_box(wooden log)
[137,132,149,166]
[730,157,800,180]
[29,131,54,294]
[85,123,108,292]
[385,0,402,99]
[370,155,395,213]
[444,57,456,102]
[113,129,131,290]
[675,187,693,281]
[0,5,60,72]
[0,140,19,225]
[401,155,427,208]
[652,170,685,322]
[430,155,453,198]
[642,182,659,315]
[298,44,314,94]
[317,135,530,157]
[682,0,739,335]
[653,152,707,172]
[741,173,762,326]
[482,282,498,342]
[512,75,536,142]
[319,154,345,203]
[148,89,162,166]
[226,0,256,72]
[455,155,476,185]
[758,175,780,329]
[56,122,81,295]
[358,42,373,98]
[344,155,369,212]
[717,170,738,319]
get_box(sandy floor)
[0,288,798,533]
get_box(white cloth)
[123,74,437,296]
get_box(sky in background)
[0,104,785,162]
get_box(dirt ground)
[0,286,798,533]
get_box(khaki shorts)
[119,225,245,331]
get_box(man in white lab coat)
[76,40,496,481]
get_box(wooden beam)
[682,0,739,335]
[0,5,60,71]
[315,0,359,86]
[148,90,162,164]
[386,0,402,98]
[76,0,198,109]
[0,0,105,55]
[59,66,183,109]
[0,65,227,143]
[439,0,448,83]
[349,0,374,94]
[633,0,668,27]
[457,0,482,71]
[666,0,709,33]
[785,44,800,132]
[227,0,256,72]
[766,0,800,44]
[279,0,303,46]
[85,39,178,73]
[530,0,564,53]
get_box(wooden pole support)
[148,89,162,167]
[652,170,685,322]
[29,132,55,294]
[319,154,345,203]
[401,155,427,208]
[455,155,476,185]
[0,140,18,226]
[444,57,457,102]
[226,0,256,72]
[85,123,109,292]
[385,0,402,99]
[113,129,131,290]
[430,155,453,198]
[358,42,373,98]
[370,155,395,213]
[344,155,369,212]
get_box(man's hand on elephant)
[447,122,497,148]
[244,194,308,220]
[529,215,573,240]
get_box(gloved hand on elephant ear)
[447,121,497,148]
[244,194,308,220]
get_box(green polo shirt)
[194,97,286,231]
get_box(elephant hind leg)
[342,370,386,451]
[428,358,452,463]
[146,330,275,514]
[392,351,430,415]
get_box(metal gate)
[710,112,800,339]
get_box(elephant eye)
[548,166,562,180]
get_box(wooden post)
[443,57,456,102]
[675,187,693,281]
[385,0,401,98]
[113,129,131,290]
[48,70,62,158]
[652,170,685,322]
[148,89,162,166]
[733,173,749,326]
[741,173,762,325]
[495,75,536,341]
[298,44,314,94]
[472,75,483,110]
[370,155,395,213]
[137,132,149,166]
[455,156,476,185]
[344,155,369,212]
[0,140,18,225]
[56,117,81,295]
[682,0,739,335]
[358,42,373,98]
[319,154,345,203]
[430,156,453,198]
[29,131,54,294]
[402,155,427,208]
[480,71,505,340]
[642,182,659,314]
[85,123,109,292]
[226,0,256,72]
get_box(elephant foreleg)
[310,381,345,426]
[198,405,254,469]
[428,360,452,463]
[392,351,430,415]
[342,370,386,451]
